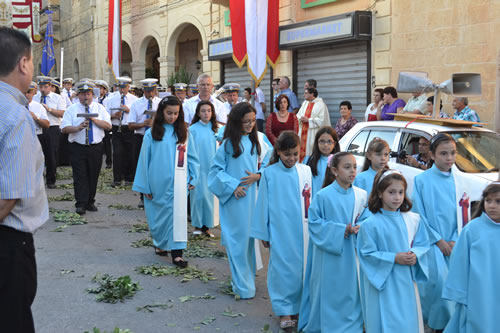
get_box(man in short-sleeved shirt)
[254,85,266,132]
[278,76,300,113]
[0,27,49,333]
[452,97,481,123]
[402,92,428,115]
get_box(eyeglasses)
[242,119,257,125]
[318,140,335,145]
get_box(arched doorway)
[145,38,160,80]
[121,41,132,77]
[175,24,202,83]
[73,58,80,81]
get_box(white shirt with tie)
[61,102,111,145]
[29,100,49,135]
[128,96,162,135]
[33,91,66,126]
[106,92,138,126]
[183,94,226,124]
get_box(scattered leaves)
[178,293,215,303]
[55,183,73,190]
[50,209,87,232]
[127,223,149,233]
[136,303,174,313]
[135,264,216,283]
[130,238,154,248]
[184,238,226,259]
[201,316,216,325]
[56,167,73,180]
[221,307,246,318]
[218,277,239,299]
[60,269,75,275]
[108,204,142,210]
[261,324,273,333]
[48,191,74,202]
[84,328,132,333]
[86,274,141,303]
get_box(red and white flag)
[230,0,279,85]
[108,0,121,80]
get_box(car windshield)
[446,131,500,173]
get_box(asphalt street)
[32,166,278,333]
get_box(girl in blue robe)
[303,126,339,198]
[354,137,390,195]
[251,131,311,331]
[412,133,458,330]
[133,96,199,268]
[208,103,271,299]
[357,169,430,333]
[443,183,500,333]
[189,100,219,237]
[299,152,367,333]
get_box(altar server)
[354,137,390,195]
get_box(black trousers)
[112,125,135,182]
[0,226,37,333]
[41,125,61,185]
[133,133,144,176]
[70,142,103,208]
[103,130,112,166]
[257,119,265,132]
[58,133,71,166]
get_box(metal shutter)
[223,60,272,107]
[296,41,369,126]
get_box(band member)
[220,83,241,124]
[173,83,188,103]
[188,83,198,98]
[61,81,112,215]
[61,78,76,106]
[106,76,138,187]
[34,75,66,188]
[25,81,50,144]
[128,78,162,207]
[94,80,112,169]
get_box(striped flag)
[229,0,280,85]
[108,0,121,79]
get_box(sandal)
[280,319,296,332]
[202,229,215,238]
[172,257,188,268]
[154,247,168,257]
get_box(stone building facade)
[32,0,500,130]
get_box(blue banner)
[41,10,55,76]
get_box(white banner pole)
[60,47,64,85]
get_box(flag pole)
[60,47,64,85]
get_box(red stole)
[299,102,314,162]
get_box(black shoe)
[138,200,144,209]
[172,257,188,268]
[111,181,121,188]
[124,181,133,186]
[86,204,98,212]
[47,183,56,189]
[76,207,86,215]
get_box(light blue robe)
[357,209,430,333]
[189,121,217,228]
[303,154,328,198]
[250,160,306,316]
[298,181,364,333]
[443,213,500,333]
[132,124,199,251]
[412,165,456,329]
[353,166,377,195]
[208,135,271,299]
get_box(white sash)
[451,165,483,234]
[352,186,367,291]
[173,141,188,242]
[213,140,220,227]
[254,132,272,271]
[296,164,313,275]
[401,212,424,333]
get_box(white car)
[339,118,499,199]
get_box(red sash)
[299,102,314,162]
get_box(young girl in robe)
[354,138,390,195]
[190,101,219,238]
[208,102,271,299]
[298,152,367,333]
[133,96,199,268]
[357,169,430,333]
[303,126,339,198]
[411,133,459,331]
[251,131,312,332]
[443,182,500,333]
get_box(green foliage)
[48,191,74,202]
[135,264,216,283]
[83,328,132,333]
[167,65,193,86]
[55,183,73,189]
[127,223,149,233]
[86,274,141,303]
[130,237,153,248]
[178,293,215,303]
[136,302,174,313]
[184,237,226,259]
[50,209,87,232]
[56,167,73,180]
[108,204,142,210]
[221,306,246,318]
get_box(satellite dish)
[396,72,482,118]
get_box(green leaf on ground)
[201,316,216,325]
[85,274,141,303]
[131,237,154,248]
[108,204,142,210]
[218,277,240,299]
[84,327,132,333]
[221,307,246,318]
[48,191,74,202]
[261,324,272,333]
[135,264,216,283]
[60,269,75,275]
[184,239,226,259]
[50,209,87,232]
[136,303,174,313]
[127,223,149,233]
[55,183,73,189]
[56,167,73,180]
[178,293,215,303]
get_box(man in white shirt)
[61,78,76,106]
[106,76,138,187]
[254,84,266,132]
[188,83,198,99]
[183,73,225,124]
[95,80,112,168]
[25,81,49,142]
[61,81,111,215]
[221,83,240,125]
[33,75,66,188]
